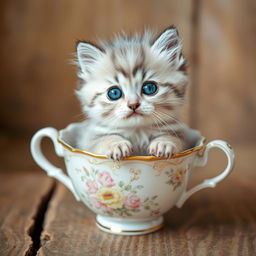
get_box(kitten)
[75,26,188,160]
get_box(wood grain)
[38,144,256,255]
[0,0,192,134]
[0,171,55,256]
[195,0,256,143]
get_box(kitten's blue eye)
[142,82,158,95]
[107,87,122,100]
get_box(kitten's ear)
[76,41,103,76]
[152,26,183,67]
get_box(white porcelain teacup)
[31,122,234,235]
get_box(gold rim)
[57,136,205,161]
[96,220,163,233]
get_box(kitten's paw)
[106,140,133,160]
[148,141,178,158]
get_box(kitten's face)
[76,27,188,128]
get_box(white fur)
[77,42,103,80]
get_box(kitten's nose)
[128,102,140,110]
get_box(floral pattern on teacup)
[90,197,113,212]
[98,171,115,187]
[79,167,160,217]
[86,179,98,194]
[124,193,141,209]
[96,187,123,209]
[165,167,187,190]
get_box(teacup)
[31,122,234,235]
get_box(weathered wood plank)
[0,171,55,256]
[38,144,256,255]
[195,0,256,143]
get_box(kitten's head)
[76,26,188,128]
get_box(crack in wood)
[25,182,56,256]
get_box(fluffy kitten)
[75,26,188,160]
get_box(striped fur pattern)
[75,26,189,160]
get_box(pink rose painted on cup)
[90,197,113,212]
[86,179,98,194]
[171,168,186,184]
[124,193,141,210]
[98,171,115,187]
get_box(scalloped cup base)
[96,215,164,236]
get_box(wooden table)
[0,139,255,256]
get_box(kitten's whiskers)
[152,111,180,139]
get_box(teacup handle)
[176,140,235,208]
[30,127,80,200]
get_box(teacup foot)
[96,215,164,236]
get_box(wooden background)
[0,1,256,255]
[1,0,255,144]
